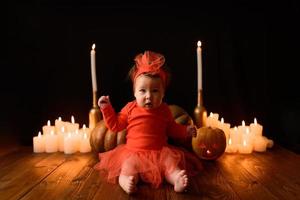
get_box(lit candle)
[211,112,219,128]
[33,131,45,153]
[79,132,92,153]
[64,133,76,154]
[55,117,66,133]
[90,43,97,92]
[206,112,219,128]
[239,139,253,154]
[42,120,55,135]
[219,117,231,139]
[250,118,263,137]
[79,124,91,138]
[225,138,238,153]
[229,126,239,146]
[73,129,81,152]
[57,126,66,152]
[67,115,79,132]
[197,41,202,92]
[45,130,58,153]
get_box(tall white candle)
[197,41,202,91]
[90,43,97,92]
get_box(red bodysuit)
[94,101,201,188]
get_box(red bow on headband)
[132,51,167,87]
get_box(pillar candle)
[33,131,45,153]
[80,133,91,153]
[67,115,79,132]
[64,133,76,154]
[250,118,263,137]
[239,139,253,154]
[45,130,58,153]
[196,41,202,92]
[90,43,97,92]
[211,113,219,128]
[42,120,55,135]
[229,126,239,146]
[55,117,66,133]
[219,117,231,139]
[225,138,238,153]
[73,129,81,152]
[253,136,268,152]
[79,124,91,138]
[57,126,66,152]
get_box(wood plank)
[0,151,67,200]
[217,153,279,200]
[0,147,40,175]
[236,146,300,199]
[165,160,240,200]
[20,152,94,200]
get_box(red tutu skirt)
[94,144,202,188]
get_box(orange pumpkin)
[90,104,193,153]
[192,127,226,160]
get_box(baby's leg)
[165,169,188,192]
[119,157,139,194]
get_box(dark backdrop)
[3,1,300,153]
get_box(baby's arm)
[98,95,128,132]
[98,95,110,109]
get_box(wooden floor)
[1,145,300,200]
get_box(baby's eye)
[139,89,146,93]
[152,89,159,93]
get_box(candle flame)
[58,117,62,121]
[206,149,211,154]
[71,116,75,124]
[92,43,96,50]
[47,120,51,126]
[83,124,86,129]
[209,112,213,118]
[197,41,201,47]
[234,126,238,131]
[38,131,42,137]
[242,120,245,126]
[221,117,224,124]
[254,118,257,125]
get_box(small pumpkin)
[90,104,193,153]
[192,127,226,160]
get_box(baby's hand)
[98,95,110,109]
[187,125,197,137]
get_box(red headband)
[131,51,167,87]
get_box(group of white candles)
[205,112,274,154]
[33,116,92,154]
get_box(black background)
[3,1,300,153]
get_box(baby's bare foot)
[119,175,137,194]
[174,170,188,192]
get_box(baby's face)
[134,75,165,109]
